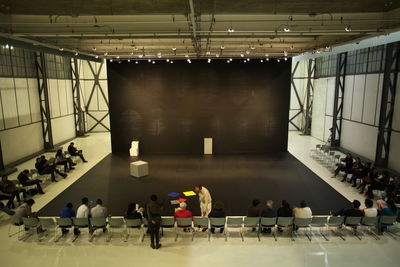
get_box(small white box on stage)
[130,160,148,177]
[130,141,139,156]
[204,138,212,154]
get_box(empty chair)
[22,217,40,241]
[361,216,379,240]
[192,217,209,241]
[327,216,345,240]
[226,217,244,241]
[107,217,126,242]
[260,217,277,241]
[38,217,57,241]
[344,216,362,240]
[55,217,73,242]
[379,216,398,239]
[209,217,226,241]
[293,217,312,241]
[160,217,175,238]
[125,218,143,242]
[243,217,260,241]
[310,144,321,157]
[72,217,89,242]
[175,217,193,241]
[277,217,294,241]
[310,216,328,241]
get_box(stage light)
[240,53,244,57]
[216,54,220,58]
[229,58,233,61]
[266,58,270,61]
[284,57,288,61]
[74,51,78,56]
[116,55,120,59]
[138,54,143,58]
[127,59,130,62]
[152,61,155,64]
[187,59,191,63]
[207,58,211,63]
[95,55,99,59]
[166,59,170,62]
[265,53,269,57]
[157,52,162,58]
[228,27,235,33]
[250,44,255,50]
[245,50,250,55]
[226,60,230,63]
[172,47,177,51]
[247,58,250,61]
[104,52,108,56]
[92,47,97,51]
[284,50,288,57]
[220,45,225,50]
[206,51,211,55]
[277,59,280,62]
[148,59,151,62]
[10,45,14,50]
[110,59,113,62]
[243,60,247,63]
[260,59,263,62]
[170,60,173,64]
[185,54,189,58]
[5,44,9,49]
[283,27,291,32]
[135,61,138,64]
[345,26,351,32]
[59,48,64,51]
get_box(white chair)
[130,141,139,157]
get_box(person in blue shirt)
[378,199,398,216]
[60,203,75,235]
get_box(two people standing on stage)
[194,185,212,217]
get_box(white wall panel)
[27,78,41,122]
[14,78,31,125]
[341,120,377,160]
[311,78,327,141]
[388,131,400,172]
[98,61,108,79]
[52,114,75,145]
[0,77,19,128]
[98,80,109,110]
[392,72,400,131]
[0,122,44,165]
[325,77,335,116]
[48,79,60,118]
[65,80,74,114]
[86,111,110,132]
[362,74,380,125]
[58,79,68,116]
[83,80,97,110]
[374,73,384,126]
[351,75,366,122]
[342,75,354,120]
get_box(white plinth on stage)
[204,138,212,154]
[130,141,139,156]
[130,160,148,177]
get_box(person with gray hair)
[174,202,193,230]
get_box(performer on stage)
[194,185,212,217]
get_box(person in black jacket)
[341,157,362,182]
[366,172,390,198]
[17,169,44,194]
[68,142,88,163]
[276,200,293,232]
[350,162,371,187]
[146,194,162,249]
[209,201,226,234]
[333,153,353,177]
[125,203,143,219]
[358,167,379,194]
[260,200,277,233]
[55,149,75,172]
[332,200,364,217]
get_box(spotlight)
[229,58,233,61]
[265,53,269,57]
[266,58,270,61]
[92,47,97,51]
[250,44,255,50]
[138,54,143,58]
[135,61,138,64]
[74,51,78,56]
[104,52,108,56]
[187,59,191,63]
[170,60,173,64]
[260,59,264,62]
[207,58,211,63]
[243,60,247,63]
[95,55,99,59]
[157,52,162,58]
[206,51,211,55]
[10,45,14,50]
[148,59,151,62]
[172,47,177,51]
[284,57,288,61]
[127,59,130,62]
[283,27,291,32]
[284,50,288,57]
[216,54,220,58]
[226,60,230,63]
[185,54,189,58]
[116,55,120,59]
[247,58,250,61]
[152,61,155,64]
[277,59,280,62]
[5,44,9,49]
[59,48,64,51]
[345,26,352,32]
[245,50,250,55]
[240,54,244,57]
[166,59,170,62]
[220,45,225,50]
[228,27,235,33]
[110,59,113,62]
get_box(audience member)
[247,199,260,231]
[0,175,26,204]
[0,202,15,215]
[12,199,43,232]
[0,188,15,209]
[341,157,362,182]
[60,203,75,234]
[332,200,364,217]
[293,200,312,218]
[17,169,44,194]
[174,202,193,229]
[350,162,371,187]
[68,142,88,163]
[332,153,353,178]
[35,156,67,182]
[358,167,379,194]
[209,200,226,234]
[91,198,108,232]
[277,200,293,232]
[55,149,75,172]
[74,197,90,236]
[125,203,143,219]
[366,172,390,198]
[146,194,162,249]
[363,199,377,217]
[386,176,400,202]
[378,199,398,216]
[260,200,277,233]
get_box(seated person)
[332,153,353,178]
[277,200,293,232]
[366,172,390,198]
[342,157,362,182]
[350,162,371,187]
[0,201,15,216]
[125,203,143,219]
[386,176,400,202]
[260,200,277,233]
[209,201,226,234]
[68,142,88,163]
[363,199,377,217]
[358,167,379,193]
[90,199,108,232]
[332,200,364,217]
[12,199,43,232]
[174,202,193,230]
[293,200,312,218]
[0,175,27,204]
[247,199,260,232]
[60,203,75,235]
[55,149,75,172]
[378,199,398,216]
[0,188,15,209]
[75,197,90,236]
[17,169,44,194]
[36,156,67,182]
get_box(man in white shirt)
[90,198,108,233]
[194,185,212,217]
[74,197,89,236]
[363,199,378,217]
[293,200,312,218]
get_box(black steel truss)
[71,58,86,136]
[375,42,400,168]
[303,59,315,135]
[330,52,347,148]
[289,61,302,131]
[35,52,54,149]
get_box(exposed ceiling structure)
[0,0,399,60]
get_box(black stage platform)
[40,153,350,216]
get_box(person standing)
[194,185,212,217]
[146,194,162,249]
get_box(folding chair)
[72,217,90,242]
[8,216,24,240]
[379,216,398,239]
[209,217,226,241]
[243,217,260,241]
[22,217,40,241]
[107,217,126,242]
[277,217,294,241]
[192,217,209,241]
[293,218,312,241]
[89,217,107,242]
[361,216,379,240]
[310,216,328,241]
[55,217,73,242]
[160,216,175,239]
[310,144,321,157]
[38,217,57,242]
[344,216,362,240]
[125,218,143,242]
[226,217,244,241]
[327,216,345,240]
[175,217,193,241]
[260,217,277,241]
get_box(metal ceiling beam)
[188,0,200,55]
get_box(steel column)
[289,61,303,131]
[71,58,86,136]
[35,52,54,149]
[303,58,315,135]
[375,42,400,168]
[330,52,347,148]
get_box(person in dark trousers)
[366,172,390,198]
[59,203,75,235]
[341,157,362,182]
[0,175,27,204]
[358,167,379,193]
[277,200,293,232]
[350,162,371,187]
[0,188,15,209]
[68,142,88,163]
[332,153,353,178]
[55,149,75,172]
[146,194,162,249]
[17,169,44,194]
[125,203,143,219]
[0,201,15,215]
[209,201,226,234]
[260,200,277,233]
[332,200,364,217]
[35,156,67,182]
[247,199,260,232]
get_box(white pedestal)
[204,138,212,154]
[130,141,139,156]
[130,161,148,177]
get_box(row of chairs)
[310,144,341,171]
[9,215,398,243]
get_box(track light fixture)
[104,52,108,56]
[59,48,64,51]
[74,51,78,56]
[148,59,151,62]
[245,50,250,55]
[207,58,211,63]
[250,44,255,50]
[220,45,225,50]
[135,61,138,64]
[283,27,291,32]
[116,55,120,59]
[216,54,220,58]
[228,27,235,33]
[240,54,244,57]
[95,55,99,59]
[138,54,143,58]
[92,47,97,51]
[110,59,113,62]
[345,26,352,32]
[127,59,130,62]
[172,47,177,51]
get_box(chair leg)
[331,228,345,241]
[191,228,194,241]
[175,227,178,242]
[240,228,244,242]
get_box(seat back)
[344,216,362,226]
[108,217,125,228]
[361,216,378,226]
[10,215,22,225]
[176,217,193,227]
[243,217,260,227]
[277,217,293,226]
[73,217,89,228]
[161,217,175,227]
[193,217,209,228]
[125,218,142,228]
[22,217,39,228]
[293,217,312,227]
[209,217,226,227]
[90,217,107,228]
[39,217,56,228]
[56,217,72,228]
[260,217,277,227]
[327,216,344,226]
[380,216,397,225]
[311,216,328,226]
[226,217,243,227]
